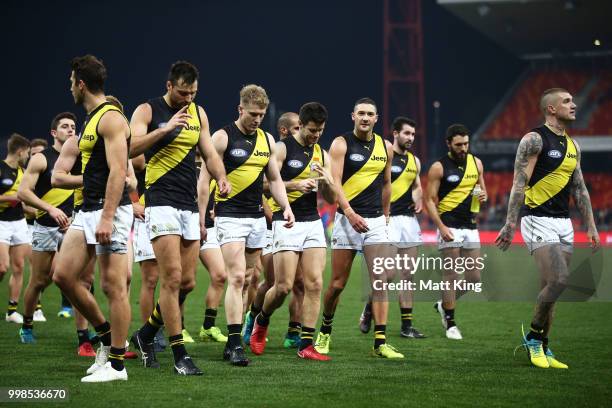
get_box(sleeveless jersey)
[78,102,130,211]
[338,132,387,217]
[437,153,479,229]
[145,97,201,211]
[269,135,323,222]
[72,151,83,212]
[34,147,74,226]
[390,151,417,216]
[0,161,24,221]
[215,123,271,218]
[522,125,577,218]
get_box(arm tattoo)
[506,132,542,225]
[569,148,597,231]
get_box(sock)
[35,302,42,311]
[320,313,334,335]
[400,307,413,328]
[374,325,386,349]
[169,334,187,362]
[299,327,315,351]
[203,308,217,330]
[7,300,17,315]
[526,323,544,342]
[227,324,242,348]
[77,329,90,345]
[22,315,34,330]
[256,309,271,327]
[179,291,188,330]
[108,346,125,371]
[94,321,112,347]
[442,306,456,329]
[542,337,549,353]
[181,315,185,330]
[287,321,301,336]
[60,292,71,308]
[249,303,261,320]
[140,302,164,343]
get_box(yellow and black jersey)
[269,135,323,222]
[34,147,74,227]
[390,151,418,216]
[338,132,387,217]
[522,125,577,218]
[437,153,479,229]
[0,161,24,221]
[145,97,201,211]
[215,123,271,218]
[78,102,130,211]
[72,151,83,212]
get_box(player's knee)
[0,261,9,274]
[305,277,323,294]
[160,275,181,293]
[212,272,226,287]
[101,280,127,300]
[142,275,158,292]
[275,281,292,297]
[53,272,73,292]
[228,274,245,289]
[180,278,196,293]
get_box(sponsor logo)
[151,223,179,234]
[230,148,248,157]
[536,236,542,242]
[1,178,13,186]
[349,153,365,162]
[405,167,417,174]
[446,174,460,183]
[287,160,304,169]
[370,155,386,162]
[81,134,95,141]
[464,174,478,180]
[566,152,577,159]
[254,150,270,157]
[548,150,562,159]
[186,124,200,132]
[391,165,403,173]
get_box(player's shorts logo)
[287,160,304,169]
[548,150,562,159]
[349,154,365,162]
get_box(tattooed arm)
[569,142,600,251]
[495,132,542,251]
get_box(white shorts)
[437,227,480,250]
[133,218,155,263]
[200,226,220,251]
[0,219,31,246]
[331,213,388,251]
[32,222,64,252]
[216,216,267,249]
[272,219,327,253]
[261,229,273,256]
[388,215,422,248]
[70,205,133,255]
[520,215,573,254]
[146,206,199,241]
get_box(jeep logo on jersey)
[548,150,562,159]
[1,178,13,186]
[230,148,248,157]
[253,150,271,157]
[287,160,304,169]
[186,124,200,131]
[370,155,386,162]
[82,134,94,141]
[391,165,402,173]
[447,174,460,183]
[349,153,365,162]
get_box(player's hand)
[413,200,423,214]
[5,196,21,207]
[95,217,114,245]
[162,105,191,133]
[346,209,368,233]
[478,190,488,204]
[495,222,515,251]
[296,179,317,193]
[199,217,208,242]
[282,206,295,228]
[216,177,231,197]
[587,228,600,252]
[49,207,69,229]
[439,225,455,242]
[313,164,333,185]
[132,202,145,221]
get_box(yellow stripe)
[0,167,22,211]
[36,187,74,219]
[146,103,200,188]
[74,188,83,207]
[269,144,322,212]
[343,134,387,202]
[216,129,269,202]
[438,154,478,214]
[391,152,417,203]
[525,137,577,208]
[80,104,123,173]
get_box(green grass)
[1,248,611,407]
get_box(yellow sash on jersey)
[343,134,387,202]
[391,152,417,203]
[0,167,22,212]
[80,103,123,172]
[36,187,74,219]
[438,154,478,214]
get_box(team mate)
[249,102,335,360]
[424,124,487,340]
[129,61,229,375]
[496,88,600,369]
[315,98,404,359]
[1,134,31,324]
[359,117,426,338]
[212,84,294,366]
[53,55,133,382]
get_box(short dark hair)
[168,61,199,85]
[30,138,48,149]
[277,112,298,135]
[51,112,77,131]
[299,102,328,126]
[7,133,30,154]
[540,88,569,115]
[446,123,470,142]
[392,116,416,133]
[353,97,377,111]
[71,55,107,94]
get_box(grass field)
[1,247,611,407]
